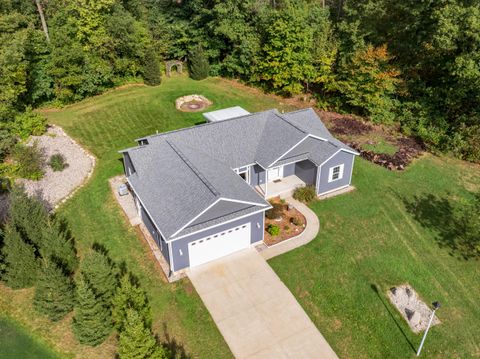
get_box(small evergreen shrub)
[267,224,280,236]
[265,202,283,220]
[189,45,210,80]
[12,142,45,180]
[48,153,68,172]
[293,185,316,203]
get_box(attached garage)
[188,223,251,267]
[170,211,265,271]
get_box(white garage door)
[188,223,251,267]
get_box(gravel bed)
[17,125,95,210]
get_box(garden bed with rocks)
[319,110,424,170]
[17,125,95,210]
[264,197,306,246]
[388,284,440,333]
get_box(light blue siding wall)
[294,160,317,185]
[317,151,355,195]
[170,211,264,271]
[250,164,266,186]
[139,204,170,265]
[283,163,295,177]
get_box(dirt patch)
[264,198,306,246]
[388,284,440,333]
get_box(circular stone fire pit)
[175,94,212,112]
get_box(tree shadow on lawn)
[159,322,192,359]
[370,284,416,353]
[402,192,480,261]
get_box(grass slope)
[0,316,60,358]
[270,156,480,358]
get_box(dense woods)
[1,0,479,161]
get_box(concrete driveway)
[187,248,338,359]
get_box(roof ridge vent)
[166,140,220,197]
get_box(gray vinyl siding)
[317,150,354,195]
[123,153,135,176]
[250,164,266,187]
[294,160,317,185]
[282,163,295,177]
[139,204,170,265]
[170,211,264,271]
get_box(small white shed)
[203,106,250,123]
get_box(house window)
[328,164,344,182]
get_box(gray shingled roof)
[122,108,357,240]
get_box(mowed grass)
[12,76,289,358]
[270,155,480,358]
[2,75,478,358]
[0,316,60,359]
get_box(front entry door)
[267,166,283,182]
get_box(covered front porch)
[256,175,307,199]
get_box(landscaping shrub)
[11,109,47,140]
[12,142,45,180]
[284,225,290,231]
[266,224,280,236]
[290,216,302,226]
[48,153,68,172]
[0,129,16,161]
[293,185,316,203]
[265,202,283,220]
[189,45,210,80]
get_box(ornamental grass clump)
[293,185,316,203]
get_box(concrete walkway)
[256,197,320,260]
[188,249,338,359]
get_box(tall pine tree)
[8,186,48,248]
[72,277,113,346]
[40,219,77,274]
[80,249,118,305]
[118,308,167,359]
[1,225,38,289]
[189,45,210,80]
[112,273,151,331]
[143,48,161,86]
[34,259,74,321]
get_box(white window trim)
[328,164,344,183]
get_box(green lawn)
[0,316,60,358]
[3,75,477,358]
[270,155,480,358]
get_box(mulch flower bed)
[347,139,424,171]
[319,110,425,171]
[264,198,306,247]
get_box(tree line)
[0,187,168,358]
[1,0,479,161]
